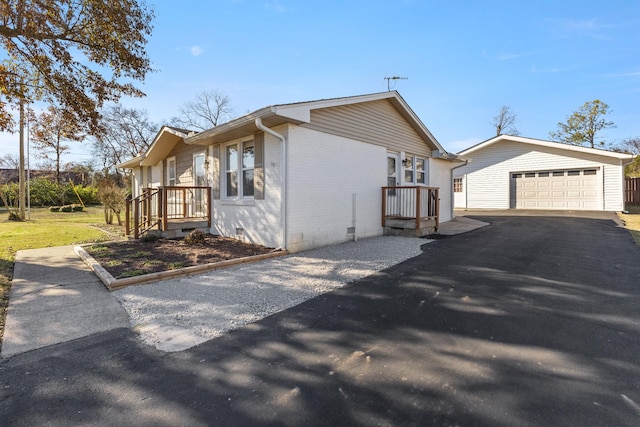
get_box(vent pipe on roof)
[255,118,288,250]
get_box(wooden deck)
[382,186,439,237]
[125,186,211,239]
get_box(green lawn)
[620,204,640,247]
[0,206,120,345]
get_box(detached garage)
[454,135,635,211]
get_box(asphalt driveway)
[1,212,639,426]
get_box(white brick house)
[119,91,462,252]
[453,135,635,211]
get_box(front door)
[454,177,466,208]
[387,153,399,188]
[385,153,400,218]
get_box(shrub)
[0,183,18,207]
[98,182,128,225]
[49,206,60,212]
[140,233,160,243]
[30,178,64,206]
[72,205,84,212]
[184,229,206,245]
[72,184,100,205]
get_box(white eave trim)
[116,155,144,169]
[459,135,635,160]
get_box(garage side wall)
[603,165,626,211]
[455,141,626,211]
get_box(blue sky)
[3,0,640,164]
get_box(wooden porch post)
[415,187,421,230]
[207,186,212,227]
[435,188,440,230]
[162,187,169,231]
[125,197,131,236]
[157,188,164,231]
[133,199,140,239]
[182,188,188,219]
[381,187,387,228]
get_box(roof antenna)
[384,75,408,91]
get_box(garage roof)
[459,135,635,162]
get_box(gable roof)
[118,92,458,170]
[459,135,635,161]
[185,91,456,158]
[116,126,196,168]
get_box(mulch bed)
[85,234,277,279]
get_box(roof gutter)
[255,117,288,250]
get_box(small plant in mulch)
[167,261,188,270]
[88,244,113,258]
[184,230,206,245]
[130,251,152,259]
[116,269,146,279]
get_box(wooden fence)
[626,177,640,205]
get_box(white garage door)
[511,168,600,210]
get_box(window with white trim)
[454,178,463,193]
[416,157,426,184]
[167,157,176,186]
[404,156,414,183]
[224,139,255,198]
[403,155,428,185]
[242,140,255,197]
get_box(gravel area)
[113,236,431,352]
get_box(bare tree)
[550,100,615,148]
[492,105,519,136]
[615,137,640,155]
[614,137,640,177]
[30,106,84,183]
[0,153,19,170]
[172,89,234,131]
[92,104,158,174]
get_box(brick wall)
[285,125,386,252]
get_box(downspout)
[255,117,287,250]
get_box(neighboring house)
[453,135,635,211]
[118,91,462,252]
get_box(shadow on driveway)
[1,214,639,426]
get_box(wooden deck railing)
[382,186,439,230]
[125,186,211,238]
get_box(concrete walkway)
[1,216,488,359]
[1,246,129,358]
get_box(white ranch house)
[118,91,463,252]
[453,135,635,211]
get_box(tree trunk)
[18,97,26,220]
